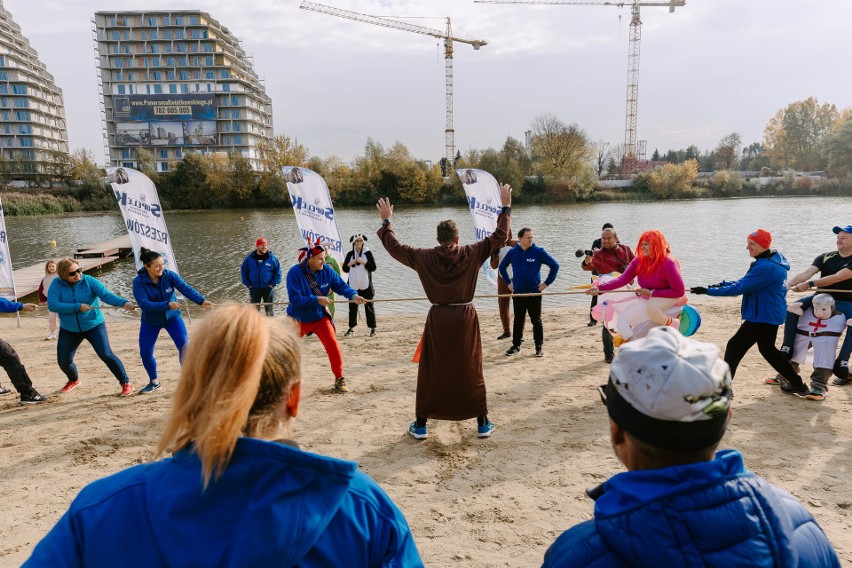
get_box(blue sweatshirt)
[25,437,423,567]
[241,250,282,289]
[47,275,129,332]
[498,243,560,294]
[707,250,790,325]
[286,261,357,323]
[132,269,206,327]
[0,297,23,313]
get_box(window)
[150,44,159,53]
[152,57,160,67]
[222,123,230,132]
[175,30,184,39]
[160,162,170,172]
[120,149,132,159]
[203,42,213,52]
[19,137,33,147]
[12,84,25,94]
[0,85,6,94]
[168,71,175,80]
[207,83,211,92]
[230,95,238,106]
[174,16,183,25]
[128,85,134,94]
[0,72,6,81]
[114,58,123,68]
[146,85,151,94]
[222,84,230,92]
[178,57,187,66]
[177,43,186,52]
[163,16,170,25]
[112,31,120,40]
[175,148,183,158]
[231,109,239,119]
[220,70,230,79]
[154,84,163,94]
[169,84,177,94]
[18,124,31,134]
[122,162,134,168]
[160,149,169,159]
[152,71,162,80]
[13,98,28,108]
[180,84,189,94]
[205,57,214,66]
[233,123,240,132]
[190,15,199,25]
[164,30,173,39]
[148,17,157,26]
[179,70,188,80]
[127,72,134,80]
[224,135,230,144]
[234,136,242,145]
[205,72,214,79]
[165,44,173,53]
[117,85,126,94]
[166,57,175,66]
[191,30,202,39]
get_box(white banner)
[0,196,17,300]
[107,167,179,274]
[458,168,503,287]
[283,166,344,266]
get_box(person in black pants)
[343,234,377,337]
[587,223,613,325]
[0,298,46,404]
[690,228,808,396]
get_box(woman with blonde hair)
[588,229,686,344]
[26,304,422,567]
[37,259,59,340]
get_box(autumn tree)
[763,97,839,171]
[644,160,698,198]
[821,115,852,178]
[529,114,590,180]
[592,139,610,178]
[714,132,742,170]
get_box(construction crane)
[475,0,684,175]
[300,1,487,174]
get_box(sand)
[1,296,850,566]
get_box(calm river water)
[6,196,850,315]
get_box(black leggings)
[724,322,804,387]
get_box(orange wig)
[635,229,674,276]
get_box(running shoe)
[832,376,850,387]
[344,328,355,337]
[505,345,520,356]
[780,383,809,397]
[408,421,427,440]
[60,380,80,393]
[139,380,161,394]
[477,420,496,438]
[496,331,511,340]
[535,346,544,358]
[0,386,11,396]
[805,388,826,401]
[20,392,46,404]
[119,383,134,397]
[334,377,349,393]
[46,332,56,340]
[604,353,614,364]
[764,377,781,385]
[370,328,377,337]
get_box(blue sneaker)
[139,380,162,394]
[408,421,427,440]
[477,420,495,438]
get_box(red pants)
[498,276,512,333]
[299,318,344,379]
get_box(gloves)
[690,287,708,295]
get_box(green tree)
[822,115,852,178]
[763,97,838,171]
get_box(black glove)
[690,286,708,295]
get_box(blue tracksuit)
[707,250,790,325]
[286,261,357,323]
[132,268,206,327]
[498,243,559,294]
[241,251,282,289]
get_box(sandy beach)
[1,296,850,566]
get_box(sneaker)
[587,319,597,327]
[805,388,826,401]
[370,328,377,337]
[477,420,496,438]
[505,345,520,356]
[496,331,511,340]
[119,383,134,397]
[535,346,544,358]
[765,377,781,385]
[46,332,56,340]
[334,377,349,393]
[60,380,80,393]
[0,386,11,396]
[344,328,354,337]
[408,421,428,439]
[139,380,161,394]
[780,383,809,397]
[832,376,851,387]
[20,392,46,404]
[604,353,614,364]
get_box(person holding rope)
[377,184,511,440]
[132,248,213,394]
[241,238,282,317]
[343,234,377,337]
[499,227,559,358]
[285,239,365,393]
[585,222,614,326]
[689,229,809,396]
[47,258,136,396]
[489,228,518,340]
[0,298,46,404]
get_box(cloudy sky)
[7,0,851,164]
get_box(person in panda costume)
[775,293,852,401]
[343,234,377,337]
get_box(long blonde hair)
[157,303,302,487]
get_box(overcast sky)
[7,0,852,164]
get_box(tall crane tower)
[475,0,684,174]
[299,2,487,174]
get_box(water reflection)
[6,196,847,315]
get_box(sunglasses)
[69,268,83,276]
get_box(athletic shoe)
[119,383,134,397]
[477,420,496,438]
[832,376,851,387]
[765,377,781,385]
[139,380,161,394]
[408,421,427,440]
[46,332,55,340]
[805,388,827,401]
[496,331,511,340]
[60,380,80,393]
[370,328,377,337]
[0,386,11,396]
[20,392,46,404]
[505,345,520,356]
[344,328,354,337]
[604,353,614,364]
[587,319,597,327]
[334,377,349,393]
[780,383,809,397]
[535,346,544,358]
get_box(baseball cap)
[256,238,268,247]
[832,225,852,234]
[602,327,732,452]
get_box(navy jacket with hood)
[241,250,282,289]
[543,450,839,567]
[132,268,206,327]
[707,250,790,325]
[25,437,423,567]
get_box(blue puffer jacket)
[47,275,129,332]
[24,437,423,567]
[543,450,840,567]
[707,250,790,325]
[286,261,357,323]
[241,251,282,289]
[498,243,560,294]
[132,269,206,327]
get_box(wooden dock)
[74,235,132,259]
[13,256,121,299]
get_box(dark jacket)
[286,262,357,323]
[543,450,840,567]
[47,275,128,333]
[498,243,559,294]
[25,437,423,567]
[132,269,206,327]
[707,250,790,325]
[241,250,282,289]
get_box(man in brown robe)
[376,184,512,440]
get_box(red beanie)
[747,228,771,249]
[256,238,268,247]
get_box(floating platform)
[13,256,121,299]
[74,235,132,259]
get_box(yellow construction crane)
[475,0,685,174]
[300,1,487,174]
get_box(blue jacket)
[47,275,129,333]
[498,243,559,294]
[0,297,23,313]
[241,250,282,289]
[286,261,357,323]
[132,269,206,327]
[24,437,423,567]
[543,450,840,567]
[707,250,790,325]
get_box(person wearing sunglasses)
[47,258,137,397]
